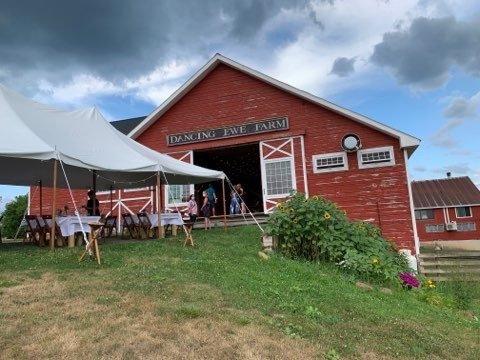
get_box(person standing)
[201,191,211,230]
[83,190,100,216]
[230,188,240,214]
[236,183,246,214]
[185,194,198,223]
[205,184,217,217]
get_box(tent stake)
[222,178,227,231]
[50,159,58,250]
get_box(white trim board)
[128,54,420,156]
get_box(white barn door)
[259,138,297,213]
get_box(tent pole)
[50,159,58,250]
[109,185,113,213]
[222,178,227,231]
[157,171,164,239]
[38,180,43,216]
[92,171,97,215]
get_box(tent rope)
[225,176,264,233]
[93,172,157,186]
[57,153,89,246]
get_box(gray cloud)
[330,57,355,77]
[433,164,472,176]
[430,118,463,148]
[444,92,480,118]
[0,0,310,92]
[413,165,427,172]
[371,17,480,89]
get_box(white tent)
[0,84,224,189]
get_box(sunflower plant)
[266,193,409,283]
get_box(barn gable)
[129,54,420,154]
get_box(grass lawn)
[0,226,479,359]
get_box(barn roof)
[127,53,421,155]
[411,176,480,209]
[111,116,146,135]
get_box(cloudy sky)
[1,0,479,209]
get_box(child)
[201,191,211,230]
[185,194,198,223]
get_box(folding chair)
[137,212,153,238]
[121,213,140,239]
[41,215,65,246]
[101,215,117,238]
[24,215,44,245]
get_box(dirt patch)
[0,273,322,359]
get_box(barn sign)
[167,117,289,146]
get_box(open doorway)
[194,143,263,214]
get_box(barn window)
[166,184,191,205]
[264,159,294,196]
[457,222,476,231]
[357,146,395,169]
[312,152,348,173]
[425,224,445,233]
[455,206,472,218]
[415,209,434,220]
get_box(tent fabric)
[0,84,224,189]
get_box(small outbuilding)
[412,176,480,245]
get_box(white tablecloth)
[56,216,101,237]
[147,213,184,228]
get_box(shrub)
[266,193,409,283]
[0,195,27,239]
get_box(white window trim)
[124,186,151,193]
[96,190,117,196]
[263,157,296,198]
[455,206,473,218]
[357,146,395,169]
[312,152,348,174]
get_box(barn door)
[164,151,194,210]
[260,138,297,213]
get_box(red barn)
[29,54,421,253]
[412,176,480,246]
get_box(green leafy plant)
[266,193,409,283]
[0,194,27,239]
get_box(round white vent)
[341,134,361,152]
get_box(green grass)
[0,226,479,359]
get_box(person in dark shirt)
[84,189,100,216]
[205,184,217,217]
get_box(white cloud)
[266,0,422,96]
[35,58,202,108]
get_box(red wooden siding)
[416,206,480,242]
[135,64,415,252]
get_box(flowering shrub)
[399,272,420,289]
[266,193,409,283]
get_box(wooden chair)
[41,215,65,246]
[121,213,140,239]
[101,215,117,238]
[24,215,44,245]
[137,212,152,238]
